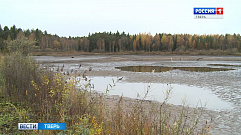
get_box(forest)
[0,24,241,54]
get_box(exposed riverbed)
[34,55,241,134]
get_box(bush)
[175,45,186,54]
[226,48,238,55]
[1,53,42,103]
[0,51,102,134]
[3,36,35,56]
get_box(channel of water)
[77,76,234,111]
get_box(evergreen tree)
[3,26,9,40]
[24,29,31,37]
[172,35,177,52]
[35,28,42,46]
[0,25,3,50]
[44,30,48,35]
[10,25,17,40]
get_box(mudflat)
[35,55,241,134]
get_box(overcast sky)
[0,0,240,37]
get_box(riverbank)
[32,50,241,57]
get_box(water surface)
[80,76,234,111]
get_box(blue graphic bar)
[194,8,216,14]
[38,123,66,130]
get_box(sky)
[0,0,241,37]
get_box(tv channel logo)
[18,123,66,130]
[194,7,223,19]
[18,123,38,130]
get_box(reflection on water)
[79,76,233,111]
[116,66,234,72]
[176,67,234,72]
[116,66,172,72]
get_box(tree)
[1,25,241,53]
[127,33,131,51]
[172,35,177,52]
[17,29,25,39]
[53,40,60,50]
[176,35,184,49]
[97,38,105,52]
[140,33,146,51]
[146,33,152,52]
[44,30,48,35]
[24,29,31,37]
[167,35,173,51]
[0,25,3,50]
[10,25,17,40]
[187,35,192,49]
[3,26,9,40]
[78,39,81,51]
[29,33,35,41]
[153,34,160,51]
[83,38,90,52]
[192,40,196,49]
[35,28,42,46]
[133,39,137,52]
[161,34,167,51]
[135,34,141,50]
[0,25,2,36]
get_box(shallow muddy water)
[116,66,234,72]
[34,55,241,134]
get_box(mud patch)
[116,66,234,72]
[208,64,241,67]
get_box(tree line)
[1,24,241,53]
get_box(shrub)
[3,36,35,56]
[43,48,53,52]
